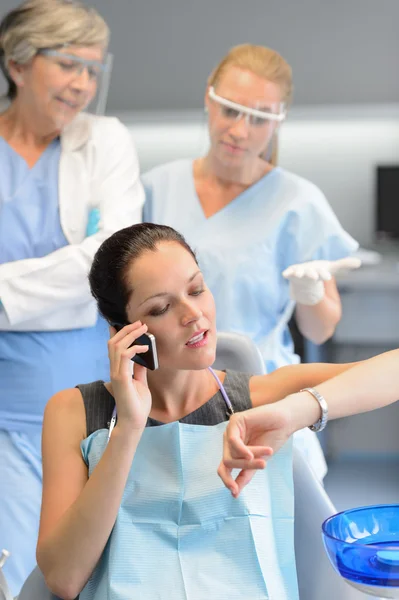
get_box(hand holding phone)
[112,322,159,370]
[108,321,154,431]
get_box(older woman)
[0,0,143,593]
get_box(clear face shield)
[35,47,113,129]
[207,86,286,183]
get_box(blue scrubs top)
[0,137,109,433]
[143,159,358,373]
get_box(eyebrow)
[139,270,202,306]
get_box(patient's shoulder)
[46,387,83,412]
[44,388,86,438]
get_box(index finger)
[227,434,254,460]
[108,321,144,341]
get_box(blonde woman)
[142,44,359,481]
[0,0,143,593]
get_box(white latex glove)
[282,257,362,306]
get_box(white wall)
[279,110,399,247]
[120,104,399,247]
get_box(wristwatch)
[300,387,329,433]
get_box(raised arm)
[249,357,360,407]
[37,322,152,599]
[219,349,399,496]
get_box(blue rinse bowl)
[322,505,399,598]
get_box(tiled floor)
[325,459,399,512]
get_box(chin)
[218,151,247,168]
[181,348,217,371]
[52,105,80,127]
[201,349,217,369]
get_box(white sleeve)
[0,119,144,330]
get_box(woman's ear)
[8,60,25,87]
[204,86,212,114]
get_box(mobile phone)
[112,323,159,370]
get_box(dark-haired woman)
[37,223,366,600]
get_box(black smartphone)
[112,323,159,370]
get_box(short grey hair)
[0,0,110,100]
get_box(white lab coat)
[0,111,144,331]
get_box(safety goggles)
[37,48,113,115]
[38,48,110,80]
[208,86,286,126]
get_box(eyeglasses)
[38,48,110,81]
[208,86,286,126]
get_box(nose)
[227,115,249,140]
[181,300,203,327]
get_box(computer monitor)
[376,165,399,240]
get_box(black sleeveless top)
[76,370,253,438]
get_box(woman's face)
[125,242,217,371]
[10,45,103,129]
[206,66,282,167]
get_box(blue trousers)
[0,429,42,596]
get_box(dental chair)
[13,332,367,600]
[215,331,371,600]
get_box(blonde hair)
[0,0,109,100]
[208,44,293,164]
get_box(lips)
[56,97,80,109]
[221,142,246,153]
[186,329,208,346]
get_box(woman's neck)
[199,151,273,188]
[193,155,274,218]
[0,98,59,148]
[147,367,223,423]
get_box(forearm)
[295,291,341,344]
[284,349,399,433]
[269,360,359,401]
[37,424,141,599]
[0,239,98,326]
[0,174,142,328]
